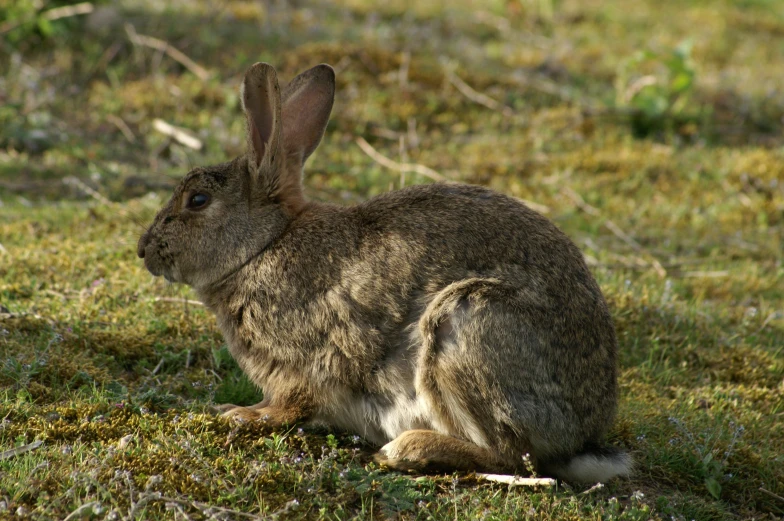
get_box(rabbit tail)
[542,445,632,483]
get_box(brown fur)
[138,62,631,482]
[373,430,508,473]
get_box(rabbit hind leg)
[415,278,544,472]
[374,429,507,473]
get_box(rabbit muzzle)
[136,230,149,259]
[137,230,176,282]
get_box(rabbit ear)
[241,63,282,172]
[281,64,335,164]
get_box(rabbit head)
[137,63,335,289]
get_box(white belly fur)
[311,389,435,446]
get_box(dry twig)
[0,440,44,461]
[137,493,274,520]
[478,473,556,487]
[445,69,515,119]
[515,197,551,215]
[682,270,729,278]
[759,487,784,504]
[153,297,203,306]
[580,482,605,495]
[152,119,203,150]
[399,51,411,89]
[63,176,113,206]
[603,220,667,278]
[43,2,94,21]
[356,137,448,183]
[0,2,93,34]
[107,114,137,143]
[62,502,99,521]
[125,24,211,81]
[562,187,666,278]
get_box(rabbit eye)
[186,193,210,210]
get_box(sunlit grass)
[1,0,782,519]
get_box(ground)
[0,0,783,519]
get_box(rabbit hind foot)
[374,429,506,474]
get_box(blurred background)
[1,0,783,519]
[3,0,784,203]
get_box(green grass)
[1,0,783,519]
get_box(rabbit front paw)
[221,405,268,422]
[218,403,307,427]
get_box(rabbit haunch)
[138,62,631,482]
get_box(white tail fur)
[547,450,632,483]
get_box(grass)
[1,0,783,518]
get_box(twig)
[603,220,666,278]
[43,2,94,21]
[514,73,579,104]
[473,11,511,35]
[562,188,666,278]
[153,297,203,306]
[623,75,657,104]
[87,41,122,83]
[124,471,138,520]
[0,440,44,460]
[356,137,448,183]
[42,289,71,300]
[514,197,551,215]
[107,114,137,143]
[477,473,556,487]
[445,69,515,119]
[333,55,352,75]
[473,10,552,48]
[117,434,135,450]
[152,119,203,150]
[0,2,93,34]
[369,127,402,141]
[757,311,779,333]
[138,493,267,520]
[562,187,599,216]
[63,176,113,206]
[63,502,99,521]
[407,117,419,149]
[580,482,604,495]
[174,503,196,521]
[759,487,784,504]
[125,24,211,81]
[399,51,411,89]
[682,270,729,278]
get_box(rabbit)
[137,62,632,483]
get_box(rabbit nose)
[137,232,149,258]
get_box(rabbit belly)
[373,393,434,444]
[316,389,438,446]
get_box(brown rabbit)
[137,62,631,483]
